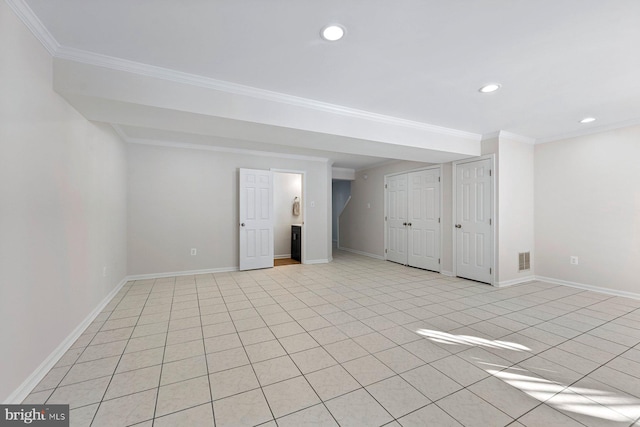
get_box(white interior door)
[455,159,492,283]
[239,168,274,271]
[386,174,408,265]
[407,169,440,271]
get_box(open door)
[239,168,274,271]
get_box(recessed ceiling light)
[479,83,501,93]
[580,117,596,124]
[321,25,345,41]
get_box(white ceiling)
[19,0,640,168]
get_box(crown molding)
[535,117,640,145]
[56,46,481,142]
[112,125,330,163]
[482,130,536,144]
[6,0,59,55]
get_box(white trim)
[4,277,128,404]
[496,275,536,288]
[356,159,404,173]
[452,154,496,286]
[303,259,331,265]
[332,167,356,181]
[535,118,640,145]
[115,126,330,163]
[338,247,385,260]
[5,0,59,56]
[497,131,536,145]
[56,47,481,142]
[127,266,238,281]
[441,270,455,277]
[274,254,291,259]
[535,276,640,301]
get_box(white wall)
[332,180,351,242]
[127,144,330,275]
[273,172,302,257]
[535,125,640,294]
[339,161,433,258]
[0,2,128,402]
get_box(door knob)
[403,222,407,226]
[407,223,412,227]
[455,224,462,228]
[240,223,245,227]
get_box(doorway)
[452,157,494,284]
[385,166,442,272]
[273,171,303,266]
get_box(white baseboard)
[127,266,238,280]
[496,275,536,288]
[274,254,291,259]
[5,276,128,404]
[441,271,454,277]
[304,259,330,265]
[535,276,640,300]
[337,246,385,260]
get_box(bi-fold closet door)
[386,168,441,272]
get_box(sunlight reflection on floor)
[415,329,531,351]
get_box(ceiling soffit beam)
[52,57,481,160]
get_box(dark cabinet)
[291,225,302,261]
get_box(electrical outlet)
[191,248,197,256]
[570,256,578,265]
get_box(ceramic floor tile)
[163,339,205,363]
[401,364,462,401]
[436,389,513,427]
[276,403,338,427]
[209,364,260,400]
[324,339,369,363]
[156,375,211,417]
[397,403,463,427]
[47,377,111,409]
[160,355,208,386]
[325,388,393,427]
[290,347,338,374]
[32,366,71,392]
[375,346,425,374]
[431,354,489,387]
[116,347,164,373]
[263,376,321,418]
[59,356,120,386]
[342,355,396,386]
[206,347,250,373]
[124,333,166,354]
[468,376,540,419]
[92,388,157,427]
[353,332,397,353]
[239,327,276,345]
[203,333,242,354]
[517,403,588,427]
[305,365,361,400]
[546,390,634,427]
[253,355,301,386]
[366,376,430,418]
[309,326,350,345]
[213,389,273,427]
[67,403,98,427]
[153,403,215,427]
[76,340,127,363]
[166,326,203,345]
[269,321,306,338]
[104,365,161,399]
[245,339,287,363]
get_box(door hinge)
[438,177,441,182]
[438,258,441,264]
[385,184,388,189]
[438,218,441,223]
[489,218,492,225]
[385,249,388,253]
[489,169,492,177]
[490,268,492,274]
[385,216,387,221]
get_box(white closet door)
[239,168,274,271]
[455,159,492,283]
[407,169,440,272]
[386,174,408,265]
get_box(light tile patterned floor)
[24,251,640,426]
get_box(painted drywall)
[0,2,127,402]
[332,180,351,242]
[441,163,454,273]
[339,161,433,258]
[497,136,535,283]
[535,125,640,294]
[127,144,330,275]
[274,172,302,257]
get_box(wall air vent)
[518,252,531,272]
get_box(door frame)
[384,164,443,272]
[271,168,307,264]
[452,155,497,286]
